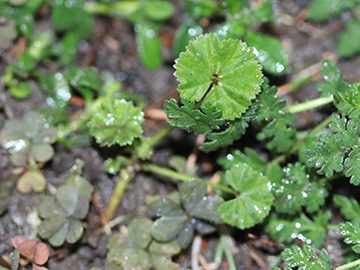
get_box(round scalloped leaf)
[218,163,274,229]
[33,242,49,265]
[90,99,144,147]
[174,33,263,120]
[17,170,47,194]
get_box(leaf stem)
[147,125,174,148]
[334,259,360,270]
[141,164,236,195]
[106,166,135,220]
[285,96,334,113]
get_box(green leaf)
[338,20,360,57]
[266,211,330,248]
[218,147,267,171]
[66,219,83,244]
[57,32,79,66]
[128,217,153,249]
[281,245,332,270]
[245,31,288,75]
[185,0,218,18]
[165,98,225,134]
[214,20,246,39]
[151,216,187,242]
[9,82,31,100]
[320,60,341,84]
[144,1,174,21]
[306,114,360,181]
[218,163,274,229]
[248,0,275,23]
[174,33,263,120]
[256,86,297,152]
[174,19,203,56]
[340,221,360,253]
[180,179,222,223]
[334,195,360,221]
[334,82,360,119]
[135,23,162,69]
[38,72,71,109]
[344,149,360,185]
[270,163,328,214]
[200,104,257,152]
[90,99,144,147]
[307,0,342,22]
[150,198,185,217]
[52,0,93,38]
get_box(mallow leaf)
[90,99,144,147]
[174,33,263,120]
[218,163,274,229]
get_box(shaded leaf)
[128,218,153,249]
[270,163,328,214]
[334,195,360,221]
[135,23,162,69]
[338,20,360,58]
[151,216,187,242]
[266,212,330,248]
[245,31,288,75]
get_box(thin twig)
[198,253,211,270]
[247,240,253,270]
[248,233,285,251]
[249,250,271,270]
[91,192,111,235]
[187,134,206,168]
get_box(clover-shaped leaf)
[174,33,263,120]
[218,163,274,229]
[90,99,144,147]
[106,218,180,270]
[150,179,222,248]
[0,111,57,167]
[38,172,93,247]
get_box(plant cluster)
[1,0,360,270]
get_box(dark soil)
[1,0,360,269]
